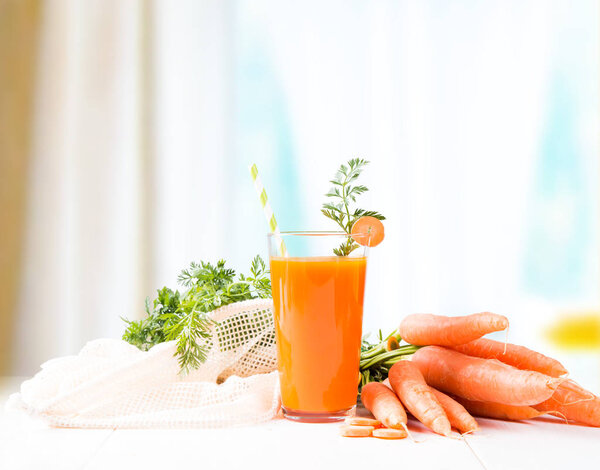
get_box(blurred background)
[1,0,599,392]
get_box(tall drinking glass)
[268,232,369,422]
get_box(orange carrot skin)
[455,397,542,421]
[450,338,567,378]
[388,361,451,436]
[398,312,509,346]
[412,346,562,406]
[430,388,479,433]
[361,382,407,429]
[534,380,600,427]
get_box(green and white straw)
[249,163,288,256]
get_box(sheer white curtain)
[15,0,146,374]
[15,0,236,375]
[14,0,598,382]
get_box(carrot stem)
[361,331,403,359]
[360,346,419,369]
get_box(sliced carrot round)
[372,428,407,439]
[351,216,385,247]
[345,417,382,427]
[339,425,374,437]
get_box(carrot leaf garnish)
[322,158,385,256]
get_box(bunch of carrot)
[342,312,600,439]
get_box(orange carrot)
[345,417,381,427]
[361,382,407,430]
[388,361,451,436]
[454,397,543,421]
[534,380,600,427]
[430,388,479,434]
[339,425,374,437]
[372,428,407,439]
[450,338,567,377]
[398,312,509,346]
[412,346,562,406]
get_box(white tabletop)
[1,377,599,470]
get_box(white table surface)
[2,376,599,470]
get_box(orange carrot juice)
[270,256,367,419]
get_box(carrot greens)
[322,158,385,256]
[359,330,420,390]
[122,256,271,374]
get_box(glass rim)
[267,231,370,237]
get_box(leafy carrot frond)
[122,256,271,374]
[322,158,385,256]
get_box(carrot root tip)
[402,423,426,444]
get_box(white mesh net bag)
[6,299,281,428]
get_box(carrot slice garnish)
[351,216,385,247]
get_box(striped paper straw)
[249,164,288,256]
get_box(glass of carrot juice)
[268,231,369,422]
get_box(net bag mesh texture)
[6,299,281,428]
